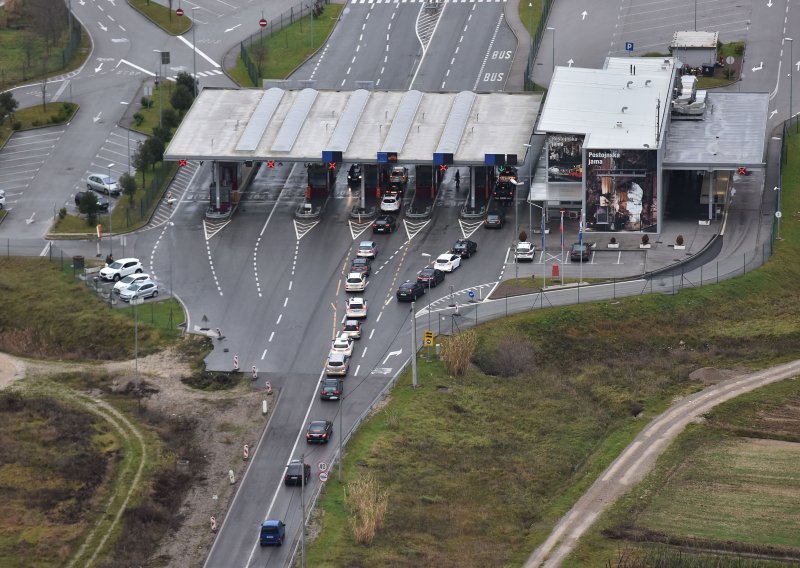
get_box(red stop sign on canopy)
[176,7,184,16]
[259,18,268,27]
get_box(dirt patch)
[490,281,538,299]
[688,367,739,385]
[0,347,271,567]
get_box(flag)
[578,212,584,245]
[541,206,546,251]
[559,210,564,251]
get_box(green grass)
[519,0,545,38]
[234,4,344,84]
[0,257,176,360]
[116,298,185,340]
[0,26,89,92]
[0,102,78,147]
[132,84,172,136]
[306,132,800,565]
[129,0,192,35]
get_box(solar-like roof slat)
[271,88,318,152]
[327,89,370,151]
[380,90,423,153]
[235,88,284,152]
[436,91,476,154]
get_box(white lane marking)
[276,314,283,325]
[289,280,293,290]
[376,312,383,322]
[362,346,368,357]
[283,297,289,307]
[176,34,221,68]
[354,365,360,376]
[261,349,268,360]
[269,331,275,342]
[369,328,375,339]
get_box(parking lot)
[0,127,65,214]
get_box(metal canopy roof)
[165,88,543,165]
[663,92,768,169]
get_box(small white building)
[669,31,719,68]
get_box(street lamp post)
[107,163,114,257]
[523,142,533,235]
[410,301,418,388]
[421,253,432,360]
[547,27,556,76]
[786,38,794,132]
[192,7,199,97]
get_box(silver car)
[325,351,350,376]
[87,173,120,196]
[119,279,158,302]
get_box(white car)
[100,258,143,281]
[380,194,401,213]
[434,253,461,273]
[346,297,368,319]
[113,273,151,294]
[515,242,535,262]
[344,272,368,292]
[119,279,158,302]
[331,333,354,357]
[86,173,120,196]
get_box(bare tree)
[23,0,67,53]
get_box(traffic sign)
[176,7,184,16]
[468,290,475,299]
[625,42,634,52]
[319,471,329,483]
[776,211,783,219]
[424,330,434,346]
[318,461,328,472]
[725,56,735,65]
[259,18,268,27]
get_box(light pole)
[523,142,533,236]
[786,38,794,132]
[107,163,114,257]
[410,302,418,388]
[132,296,142,389]
[529,201,547,293]
[191,7,199,97]
[421,253,433,360]
[120,102,131,175]
[547,27,556,75]
[528,2,533,49]
[775,186,782,240]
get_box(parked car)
[484,211,505,229]
[119,279,158,302]
[350,257,371,277]
[357,240,378,258]
[331,333,354,357]
[380,194,401,213]
[347,164,362,186]
[259,520,285,546]
[452,238,478,258]
[346,297,368,318]
[396,280,425,302]
[0,189,5,209]
[570,242,591,262]
[75,191,110,211]
[320,377,344,401]
[345,272,368,292]
[434,253,461,273]
[341,319,362,339]
[417,267,445,288]
[515,241,536,262]
[372,215,396,233]
[113,273,150,294]
[86,173,120,196]
[306,420,334,443]
[284,460,311,486]
[99,258,143,281]
[325,351,350,376]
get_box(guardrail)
[348,205,378,221]
[294,203,322,220]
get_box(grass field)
[230,4,344,85]
[0,257,177,359]
[569,379,800,565]
[304,132,800,565]
[0,102,78,147]
[129,0,191,35]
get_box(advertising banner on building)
[585,149,657,232]
[547,134,585,182]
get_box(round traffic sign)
[259,18,268,27]
[319,471,329,483]
[468,290,475,299]
[775,211,783,219]
[176,7,184,16]
[725,56,735,65]
[318,461,328,472]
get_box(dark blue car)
[260,519,286,546]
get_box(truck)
[492,165,517,204]
[307,163,337,198]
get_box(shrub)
[345,473,388,544]
[140,96,152,109]
[519,230,528,242]
[58,207,67,220]
[133,112,145,126]
[12,121,21,130]
[32,120,40,127]
[641,234,650,245]
[676,234,684,246]
[440,329,477,376]
[472,334,536,377]
[610,237,617,244]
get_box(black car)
[396,280,425,301]
[372,215,396,234]
[452,238,478,258]
[417,267,445,288]
[306,420,334,443]
[75,191,110,211]
[320,377,344,400]
[350,257,371,277]
[570,242,591,262]
[284,459,311,486]
[347,164,362,186]
[484,211,505,229]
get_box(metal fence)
[240,0,330,86]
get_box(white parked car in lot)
[346,297,368,319]
[86,173,121,196]
[100,258,143,281]
[344,272,368,292]
[113,273,151,294]
[380,194,401,213]
[119,279,158,302]
[331,333,354,357]
[515,242,535,262]
[434,253,461,273]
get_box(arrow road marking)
[382,349,402,364]
[568,58,574,68]
[225,24,242,33]
[93,112,103,123]
[770,109,778,119]
[752,62,763,72]
[581,10,587,19]
[26,212,36,225]
[94,62,104,73]
[767,0,773,6]
[98,22,107,32]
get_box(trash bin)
[73,255,85,269]
[702,64,714,77]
